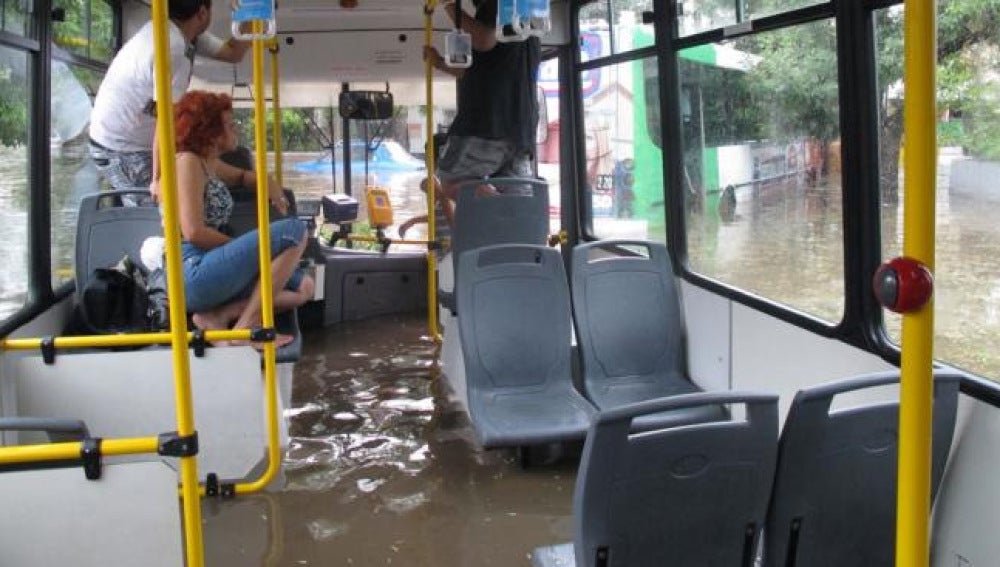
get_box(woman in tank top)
[168,90,314,347]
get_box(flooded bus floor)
[204,313,577,566]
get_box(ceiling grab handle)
[232,0,277,40]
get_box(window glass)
[677,0,826,38]
[53,0,115,62]
[876,5,1000,380]
[0,46,31,319]
[51,63,103,292]
[682,19,844,322]
[537,57,561,235]
[579,0,654,62]
[248,102,458,252]
[2,0,30,37]
[582,55,665,241]
[89,0,115,62]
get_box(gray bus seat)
[440,177,549,312]
[74,189,301,362]
[222,190,303,362]
[456,244,596,448]
[74,189,160,305]
[0,417,89,442]
[532,392,779,567]
[571,240,726,430]
[219,146,254,173]
[764,370,961,567]
[224,188,297,238]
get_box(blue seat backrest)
[225,189,297,237]
[442,178,549,312]
[457,244,571,392]
[452,177,549,263]
[571,240,684,384]
[74,189,160,301]
[575,392,779,567]
[764,371,961,567]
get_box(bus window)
[50,63,104,293]
[578,0,653,60]
[1,0,30,37]
[0,45,31,319]
[537,57,561,235]
[677,0,827,38]
[581,57,665,242]
[681,19,844,323]
[876,6,1000,380]
[53,0,117,62]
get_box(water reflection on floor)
[204,313,576,566]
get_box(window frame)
[0,0,120,334]
[569,0,890,352]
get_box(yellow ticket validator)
[365,186,394,228]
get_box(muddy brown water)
[204,313,577,566]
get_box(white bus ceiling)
[126,0,571,108]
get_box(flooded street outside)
[685,152,1000,379]
[0,145,996,376]
[204,313,577,566]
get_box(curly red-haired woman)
[172,90,313,347]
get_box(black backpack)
[79,255,166,334]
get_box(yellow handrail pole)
[269,41,284,189]
[238,20,282,494]
[896,0,937,564]
[342,234,437,246]
[1,330,252,351]
[0,436,160,466]
[424,0,442,342]
[151,0,204,564]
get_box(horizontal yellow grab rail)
[0,329,257,351]
[0,436,159,466]
[341,234,440,247]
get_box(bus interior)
[0,0,999,564]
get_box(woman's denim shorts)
[180,217,307,312]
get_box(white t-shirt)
[89,20,225,152]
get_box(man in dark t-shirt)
[425,0,541,199]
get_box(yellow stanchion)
[424,0,442,343]
[236,21,282,495]
[150,0,204,564]
[0,436,159,466]
[269,40,284,189]
[895,0,937,564]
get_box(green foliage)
[938,120,965,147]
[0,55,27,147]
[52,0,115,60]
[733,20,840,144]
[233,108,328,152]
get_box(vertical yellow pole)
[424,1,442,342]
[243,20,283,493]
[269,41,284,189]
[896,0,937,564]
[150,0,204,564]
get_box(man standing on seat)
[89,0,251,192]
[424,0,541,199]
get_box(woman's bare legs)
[275,275,315,312]
[192,299,248,332]
[230,235,308,348]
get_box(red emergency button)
[873,257,934,313]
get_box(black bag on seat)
[80,255,153,334]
